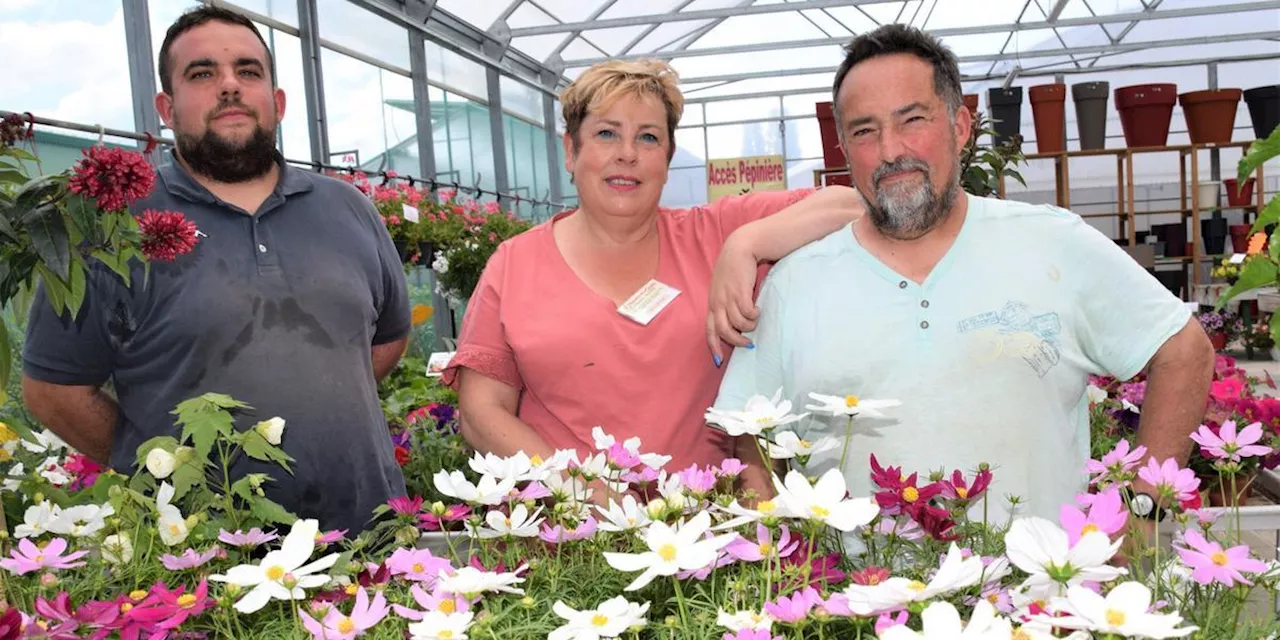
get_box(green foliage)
[960,111,1027,198]
[1218,124,1280,349]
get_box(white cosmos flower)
[550,596,650,640]
[766,432,841,460]
[570,452,610,480]
[1004,517,1126,601]
[704,388,807,437]
[716,608,775,632]
[474,504,543,539]
[912,543,987,599]
[432,470,517,506]
[1034,582,1197,639]
[155,482,190,546]
[468,451,540,483]
[54,503,115,538]
[209,518,340,613]
[21,429,67,454]
[596,495,651,533]
[710,498,795,530]
[804,392,901,418]
[407,610,475,640]
[2,462,22,493]
[772,468,879,532]
[435,565,527,598]
[38,456,71,486]
[15,502,60,539]
[590,428,671,470]
[101,533,134,565]
[843,578,921,616]
[543,472,594,504]
[843,545,997,615]
[602,511,736,591]
[1085,384,1108,405]
[879,600,1013,640]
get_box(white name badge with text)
[617,279,681,325]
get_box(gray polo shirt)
[24,151,411,533]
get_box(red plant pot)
[1115,84,1177,148]
[1231,224,1253,253]
[1210,331,1228,351]
[1224,177,1256,207]
[1029,83,1067,153]
[815,101,845,169]
[1180,89,1243,145]
[963,93,979,120]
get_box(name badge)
[617,279,681,325]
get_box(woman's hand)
[706,232,761,366]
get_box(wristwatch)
[1130,492,1163,521]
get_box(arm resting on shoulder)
[372,337,409,382]
[22,376,118,464]
[1134,318,1216,468]
[456,367,555,459]
[731,185,864,263]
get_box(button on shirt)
[714,194,1190,524]
[23,152,412,533]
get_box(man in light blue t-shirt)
[714,24,1215,523]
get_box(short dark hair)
[157,6,276,94]
[831,24,963,124]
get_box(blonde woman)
[443,60,864,497]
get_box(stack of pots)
[1029,83,1067,153]
[1115,83,1177,147]
[1245,85,1280,139]
[1180,89,1242,144]
[1072,82,1109,150]
[987,87,1024,148]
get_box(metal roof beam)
[675,29,1280,84]
[508,0,904,38]
[560,0,1280,67]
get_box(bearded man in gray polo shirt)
[22,6,411,533]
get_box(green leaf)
[1004,169,1027,187]
[1249,196,1280,236]
[168,458,205,501]
[1239,124,1280,180]
[133,435,181,470]
[171,394,248,462]
[240,427,295,474]
[0,319,10,406]
[64,259,86,318]
[91,248,132,284]
[248,495,297,526]
[27,204,70,280]
[63,193,101,245]
[0,169,26,184]
[0,209,19,243]
[35,264,68,317]
[229,475,257,503]
[1271,308,1280,352]
[3,147,37,162]
[1217,257,1279,310]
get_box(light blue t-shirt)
[715,193,1191,522]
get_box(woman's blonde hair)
[560,59,684,163]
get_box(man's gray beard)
[865,159,961,241]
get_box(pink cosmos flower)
[0,538,88,575]
[677,464,718,495]
[876,517,924,541]
[716,458,747,478]
[218,527,279,548]
[1060,486,1129,546]
[388,496,425,516]
[316,529,348,545]
[392,583,474,621]
[517,482,552,502]
[875,610,909,635]
[1175,529,1269,587]
[538,517,599,544]
[160,547,221,571]
[127,581,215,630]
[1191,421,1273,462]
[385,547,453,586]
[723,630,783,640]
[764,586,820,623]
[1085,439,1148,485]
[419,504,472,532]
[1137,457,1200,502]
[300,586,389,639]
[604,443,641,470]
[621,465,660,484]
[818,592,854,617]
[725,523,798,563]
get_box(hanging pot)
[1072,81,1110,150]
[1180,89,1243,145]
[1231,224,1252,253]
[1243,84,1280,140]
[815,101,845,169]
[987,86,1024,148]
[963,93,979,120]
[1115,84,1177,148]
[1029,83,1067,153]
[1224,177,1256,207]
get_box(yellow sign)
[706,154,787,201]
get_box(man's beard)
[175,104,278,183]
[863,156,960,240]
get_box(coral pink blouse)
[442,190,814,472]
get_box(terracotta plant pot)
[963,93,979,120]
[987,86,1024,148]
[1115,84,1177,148]
[1206,471,1256,507]
[1029,83,1067,153]
[1180,89,1242,145]
[1231,223,1252,253]
[815,101,846,169]
[1243,84,1280,140]
[1210,331,1228,351]
[1224,177,1256,207]
[1072,81,1110,150]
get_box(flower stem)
[671,575,690,628]
[838,415,855,473]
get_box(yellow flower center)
[412,562,425,573]
[439,632,454,639]
[0,450,10,462]
[1212,551,1229,566]
[810,505,830,519]
[504,517,512,527]
[120,603,134,613]
[35,621,48,631]
[345,584,358,596]
[439,599,456,614]
[337,617,355,634]
[907,580,926,592]
[902,487,919,503]
[799,439,811,449]
[266,565,286,581]
[757,500,776,514]
[956,487,969,499]
[34,554,44,563]
[1106,609,1126,626]
[0,423,15,441]
[755,416,773,426]
[844,395,859,407]
[591,614,610,627]
[758,543,772,556]
[168,524,181,536]
[658,544,678,562]
[130,590,149,601]
[530,455,544,466]
[177,594,197,609]
[866,574,882,586]
[1081,524,1100,536]
[1012,630,1031,640]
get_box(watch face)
[1132,494,1154,515]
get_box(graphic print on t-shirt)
[956,301,1062,377]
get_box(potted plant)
[1244,84,1280,140]
[1225,176,1257,207]
[428,196,532,308]
[1071,81,1109,150]
[1214,122,1280,338]
[986,86,1023,148]
[1180,88,1243,145]
[1029,83,1066,153]
[959,111,1026,198]
[1115,83,1177,147]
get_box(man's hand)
[706,234,760,366]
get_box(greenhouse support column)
[485,62,510,197]
[542,89,563,205]
[1208,63,1220,183]
[297,0,330,166]
[409,28,452,347]
[123,0,162,162]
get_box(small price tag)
[403,203,420,223]
[1229,253,1246,264]
[617,279,681,325]
[426,351,455,377]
